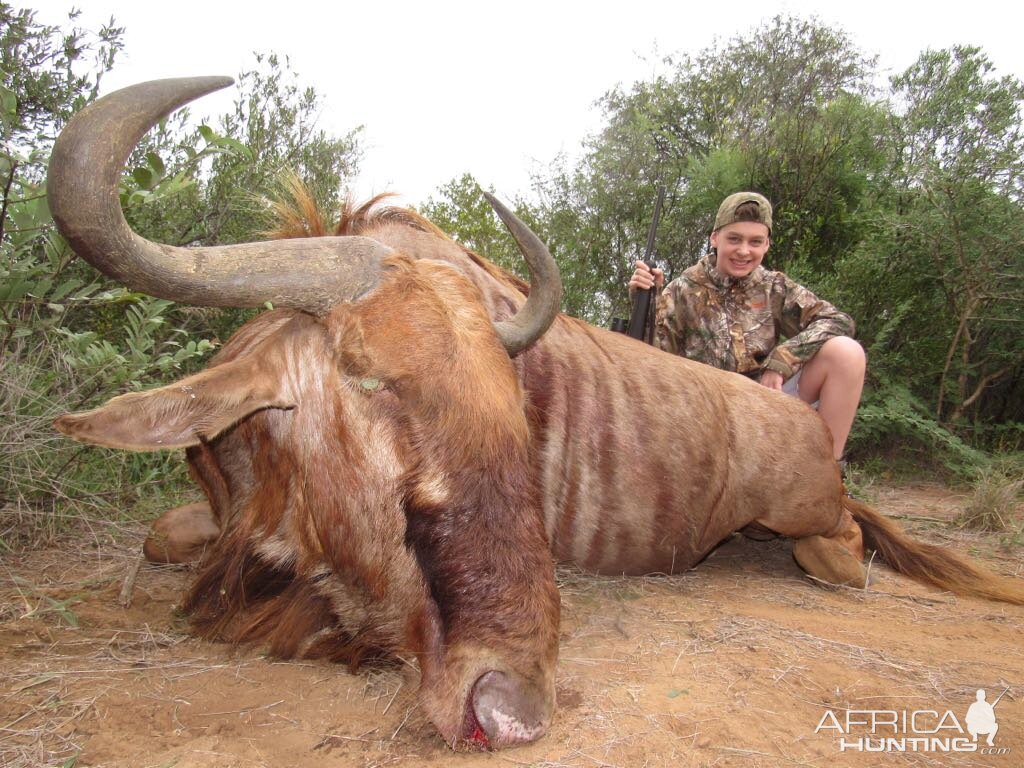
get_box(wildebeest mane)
[263,175,532,298]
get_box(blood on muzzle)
[471,670,553,748]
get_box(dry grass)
[1,337,196,553]
[956,468,1024,533]
[2,485,1023,767]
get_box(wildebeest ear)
[53,357,296,451]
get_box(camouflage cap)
[713,191,773,234]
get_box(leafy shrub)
[0,223,215,547]
[848,379,989,478]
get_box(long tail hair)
[844,497,1024,604]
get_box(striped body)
[372,223,847,575]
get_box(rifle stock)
[624,186,666,343]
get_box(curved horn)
[47,77,391,314]
[482,193,562,356]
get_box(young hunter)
[628,191,866,463]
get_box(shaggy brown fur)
[66,258,562,748]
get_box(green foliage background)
[0,4,363,547]
[424,18,1024,476]
[2,7,1021,547]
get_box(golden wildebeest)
[50,78,1024,750]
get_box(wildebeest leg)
[143,501,220,564]
[792,508,867,587]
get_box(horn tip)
[483,191,514,226]
[481,190,502,209]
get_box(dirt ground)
[2,482,1022,768]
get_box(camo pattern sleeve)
[764,273,856,378]
[654,285,681,356]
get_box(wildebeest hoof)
[793,535,868,589]
[143,501,219,564]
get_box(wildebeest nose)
[471,670,551,747]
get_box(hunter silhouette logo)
[815,686,1011,754]
[966,688,1005,747]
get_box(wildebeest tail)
[844,496,1024,605]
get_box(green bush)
[849,379,989,479]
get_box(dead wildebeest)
[50,77,1024,751]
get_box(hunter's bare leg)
[797,336,866,460]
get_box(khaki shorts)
[783,370,819,409]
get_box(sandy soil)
[2,482,1022,768]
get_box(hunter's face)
[711,222,770,279]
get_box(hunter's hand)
[628,261,665,299]
[759,370,784,391]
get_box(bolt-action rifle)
[612,186,665,344]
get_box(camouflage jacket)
[654,254,855,379]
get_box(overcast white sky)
[32,0,1024,206]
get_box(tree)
[203,53,363,246]
[528,15,885,327]
[123,53,365,345]
[0,8,365,545]
[1,4,126,350]
[121,54,363,254]
[683,15,884,277]
[0,4,122,155]
[877,48,1023,428]
[419,172,533,274]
